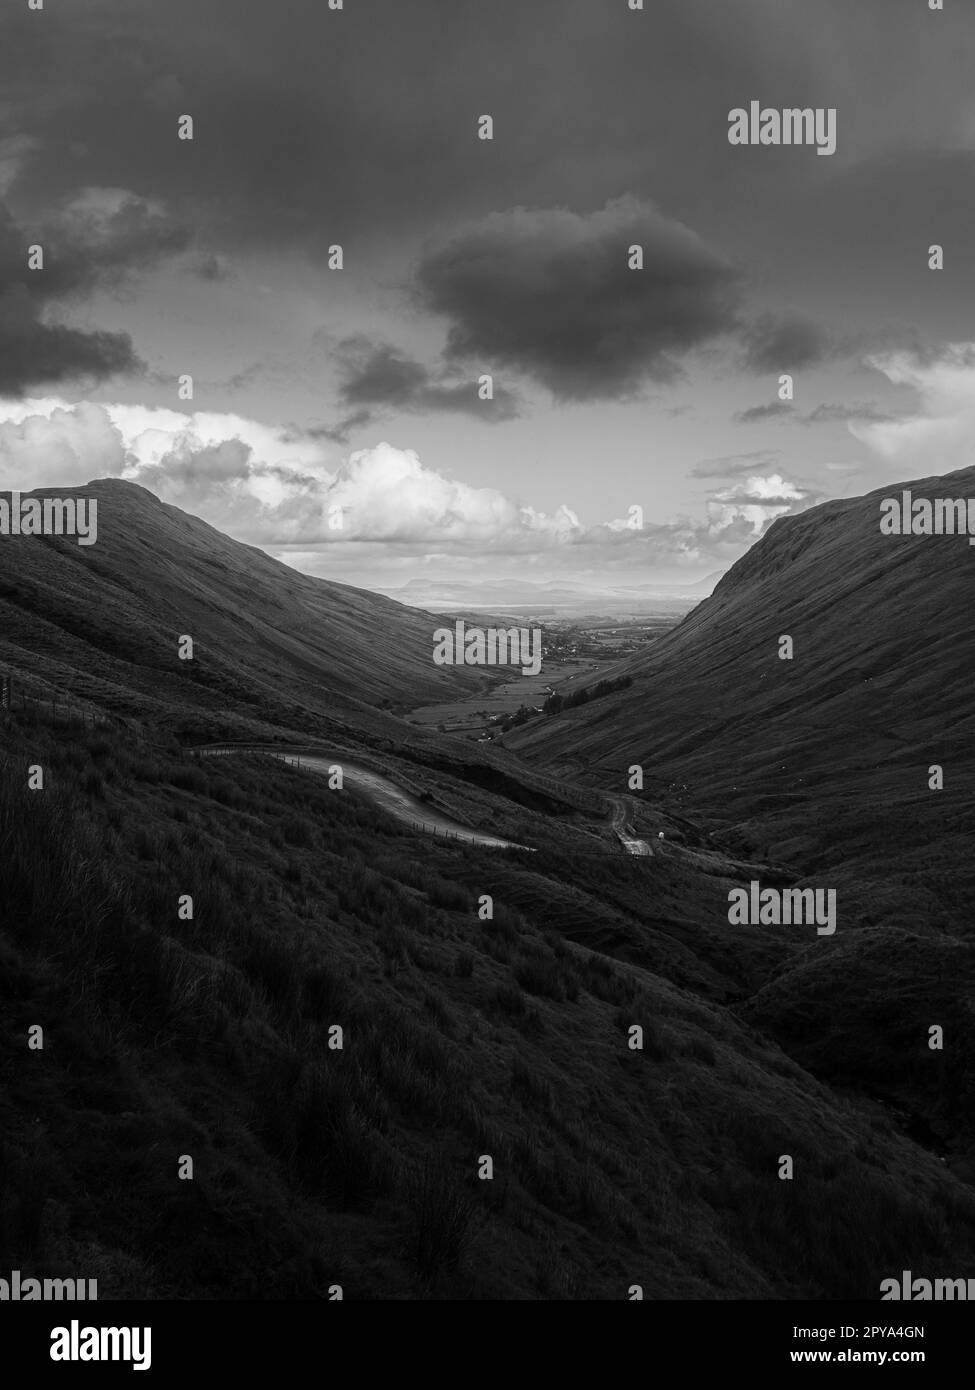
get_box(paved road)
[605,792,654,856]
[195,743,533,851]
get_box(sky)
[1,0,974,598]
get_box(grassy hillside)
[3,706,975,1298]
[3,473,974,1299]
[509,466,975,881]
[0,480,497,740]
[507,465,975,1175]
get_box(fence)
[409,822,467,840]
[0,672,130,732]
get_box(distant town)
[406,613,681,741]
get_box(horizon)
[8,459,975,609]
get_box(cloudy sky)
[1,0,973,597]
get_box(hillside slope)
[509,465,975,886]
[3,719,975,1299]
[3,475,975,1298]
[0,480,491,738]
[508,466,975,1157]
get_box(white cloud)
[706,470,813,535]
[0,397,775,582]
[0,400,126,488]
[0,399,608,546]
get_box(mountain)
[507,466,975,1155]
[0,480,493,739]
[3,473,975,1300]
[508,465,975,870]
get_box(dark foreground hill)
[2,716,975,1299]
[508,465,975,1168]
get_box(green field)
[406,658,602,734]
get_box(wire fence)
[0,674,129,732]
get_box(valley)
[2,472,975,1301]
[405,611,687,740]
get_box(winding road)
[605,792,654,856]
[195,744,654,858]
[194,743,534,851]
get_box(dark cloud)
[0,0,819,259]
[0,195,175,395]
[1,0,965,446]
[691,449,781,478]
[739,312,835,373]
[338,340,430,409]
[191,252,231,282]
[305,411,373,446]
[3,0,973,320]
[334,336,520,425]
[420,379,520,417]
[0,289,140,396]
[711,480,822,509]
[414,197,741,401]
[886,338,975,371]
[35,188,189,297]
[799,401,892,425]
[734,401,794,424]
